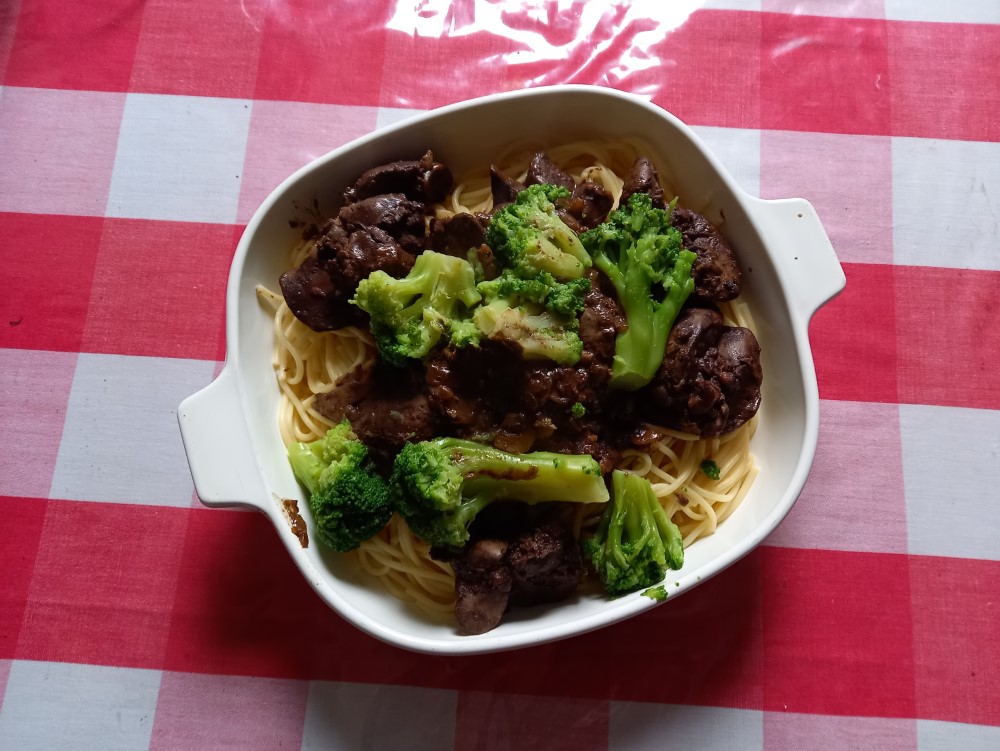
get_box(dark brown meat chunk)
[715,327,763,431]
[620,156,666,209]
[578,270,626,364]
[338,193,427,255]
[425,342,515,435]
[328,224,415,291]
[279,254,364,331]
[490,165,524,209]
[508,514,584,605]
[312,364,374,423]
[525,152,576,191]
[452,539,512,635]
[643,308,762,437]
[327,364,438,468]
[559,181,614,230]
[343,150,452,204]
[671,206,742,302]
[281,219,417,332]
[428,212,486,257]
[450,505,583,634]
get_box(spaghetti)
[257,142,759,617]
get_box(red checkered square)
[16,501,189,668]
[910,556,1000,726]
[254,1,390,106]
[809,262,899,404]
[0,0,18,81]
[0,496,47,659]
[895,266,1000,411]
[129,0,266,98]
[455,692,608,751]
[150,672,308,750]
[0,349,77,500]
[647,10,762,129]
[762,547,916,717]
[761,13,891,136]
[0,87,125,217]
[888,20,1000,142]
[0,213,104,353]
[163,508,367,678]
[80,218,236,360]
[4,0,143,91]
[760,131,893,265]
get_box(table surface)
[2,1,999,749]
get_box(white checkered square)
[301,681,457,751]
[892,136,1000,271]
[886,2,1000,24]
[375,106,426,131]
[610,702,763,750]
[106,93,252,223]
[691,126,761,198]
[0,86,125,217]
[900,404,1000,561]
[918,720,1000,750]
[0,661,161,751]
[764,711,917,750]
[49,353,215,506]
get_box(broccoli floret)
[352,251,482,366]
[287,421,392,552]
[391,437,610,550]
[581,193,697,390]
[583,470,684,596]
[472,270,589,365]
[473,299,583,365]
[486,184,592,280]
[571,402,587,418]
[476,270,590,318]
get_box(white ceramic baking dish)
[178,85,845,655]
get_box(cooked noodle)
[258,142,759,616]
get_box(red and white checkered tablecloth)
[1,1,998,748]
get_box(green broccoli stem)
[596,248,696,390]
[287,441,324,496]
[443,438,609,505]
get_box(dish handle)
[177,364,267,509]
[746,197,846,322]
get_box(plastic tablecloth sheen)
[1,1,998,749]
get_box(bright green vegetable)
[641,585,668,601]
[472,269,589,365]
[700,459,721,480]
[473,299,583,366]
[476,270,590,318]
[352,250,482,366]
[581,192,697,390]
[391,437,609,551]
[583,469,684,596]
[287,421,393,552]
[485,184,592,280]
